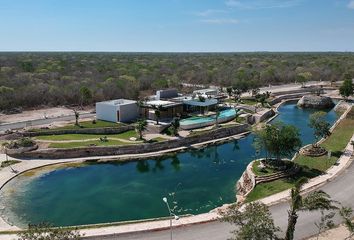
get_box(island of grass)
[246,108,354,202]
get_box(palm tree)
[170,117,180,136]
[151,105,164,125]
[73,109,80,126]
[285,177,337,240]
[135,119,147,140]
[136,99,146,118]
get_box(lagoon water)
[0,102,338,227]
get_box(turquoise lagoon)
[0,102,338,227]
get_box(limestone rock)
[297,95,335,109]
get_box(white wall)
[119,103,139,122]
[96,102,118,122]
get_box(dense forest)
[0,52,353,111]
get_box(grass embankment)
[252,161,277,176]
[32,120,124,132]
[48,140,132,148]
[246,110,354,202]
[189,123,242,136]
[36,130,138,141]
[48,137,167,148]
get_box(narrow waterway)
[0,102,338,227]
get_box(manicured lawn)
[246,167,322,202]
[36,130,138,141]
[32,120,124,132]
[49,139,136,148]
[246,109,354,202]
[246,179,295,202]
[240,99,258,106]
[252,160,277,176]
[189,123,241,136]
[295,155,337,172]
[150,137,168,142]
[321,118,354,155]
[114,130,138,140]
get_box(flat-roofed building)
[140,100,183,121]
[156,89,179,100]
[96,99,138,123]
[193,88,218,97]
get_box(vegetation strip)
[246,107,354,202]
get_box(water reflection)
[136,160,149,173]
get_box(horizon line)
[0,50,354,54]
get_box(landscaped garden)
[246,107,354,202]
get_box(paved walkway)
[307,223,352,240]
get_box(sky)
[0,0,354,52]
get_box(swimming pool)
[180,108,237,130]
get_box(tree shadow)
[283,165,324,185]
[136,160,150,173]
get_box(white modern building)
[96,99,138,123]
[193,88,218,97]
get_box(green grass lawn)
[295,155,337,172]
[240,99,258,105]
[246,166,322,202]
[48,139,137,148]
[252,160,277,176]
[321,118,354,155]
[36,130,138,141]
[246,109,354,202]
[246,179,295,202]
[150,137,168,142]
[32,120,124,132]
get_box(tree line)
[1,52,353,112]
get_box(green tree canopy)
[254,122,302,161]
[219,202,280,240]
[309,111,331,146]
[339,77,353,99]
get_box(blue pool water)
[0,102,339,227]
[180,108,237,126]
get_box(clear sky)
[0,0,354,52]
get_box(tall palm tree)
[136,99,146,118]
[73,109,80,126]
[285,177,337,240]
[170,117,180,136]
[135,119,147,140]
[151,105,164,125]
